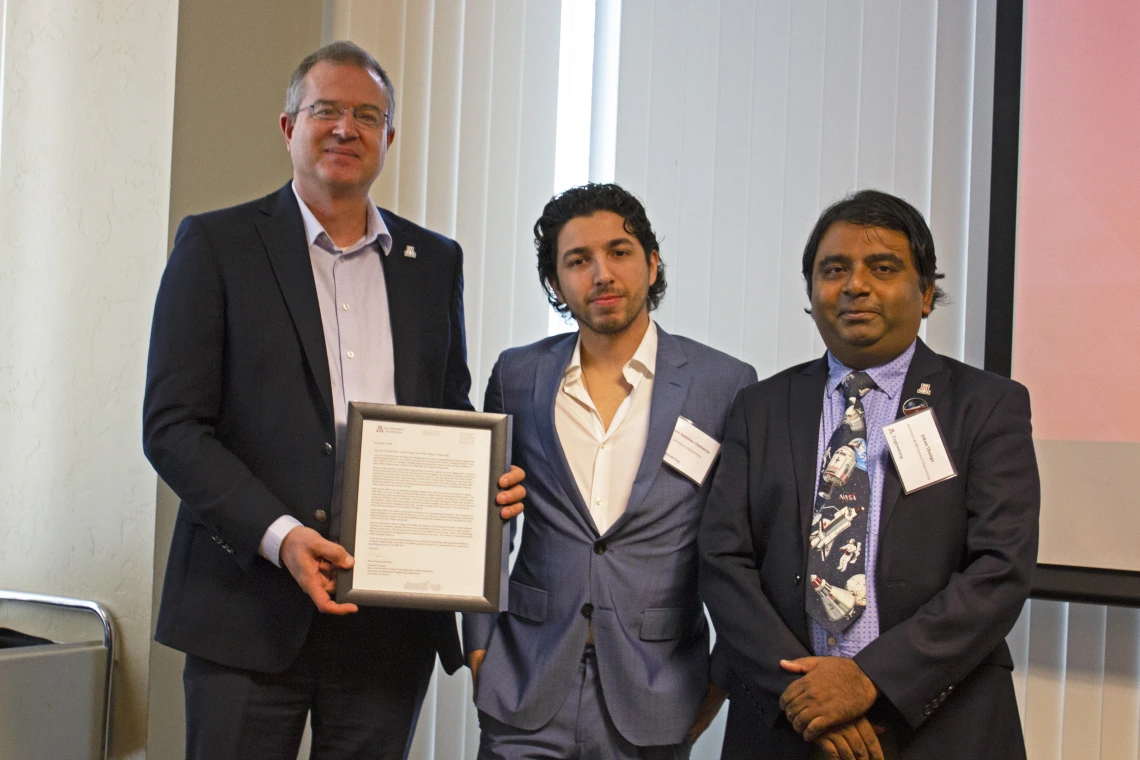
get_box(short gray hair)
[284,41,396,127]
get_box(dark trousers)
[183,611,437,760]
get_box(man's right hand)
[468,649,487,690]
[279,526,359,615]
[812,717,885,760]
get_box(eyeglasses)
[300,100,389,129]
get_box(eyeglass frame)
[295,99,391,130]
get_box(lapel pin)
[404,245,416,258]
[902,398,929,416]
[917,383,932,396]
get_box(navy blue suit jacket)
[700,340,1039,759]
[464,328,756,746]
[144,183,470,674]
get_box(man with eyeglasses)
[143,41,524,760]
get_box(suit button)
[580,603,594,619]
[314,509,328,523]
[323,442,333,455]
[923,705,933,716]
[939,691,947,701]
[594,541,606,555]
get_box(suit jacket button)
[314,509,328,523]
[324,442,333,455]
[923,705,933,716]
[581,603,594,618]
[594,541,606,555]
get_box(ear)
[386,126,396,150]
[648,250,660,287]
[546,276,564,305]
[921,281,935,318]
[280,112,295,150]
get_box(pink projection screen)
[1004,1,1140,586]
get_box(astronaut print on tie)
[806,370,877,636]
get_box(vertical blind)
[324,1,1140,758]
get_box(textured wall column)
[0,1,179,756]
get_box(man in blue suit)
[464,184,757,759]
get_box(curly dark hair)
[802,189,948,312]
[534,183,667,315]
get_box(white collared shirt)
[555,321,658,535]
[259,184,397,566]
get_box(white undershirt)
[554,321,657,535]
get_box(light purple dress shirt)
[258,184,397,566]
[810,340,916,657]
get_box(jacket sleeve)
[699,388,814,721]
[142,216,290,570]
[706,362,760,690]
[462,355,513,658]
[442,239,475,412]
[854,382,1039,729]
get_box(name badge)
[663,416,721,485]
[882,408,957,493]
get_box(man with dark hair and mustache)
[464,183,756,759]
[700,189,1039,760]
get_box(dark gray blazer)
[700,340,1039,759]
[144,183,470,674]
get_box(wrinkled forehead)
[301,62,390,109]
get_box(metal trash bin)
[0,590,115,760]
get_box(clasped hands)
[779,656,885,760]
[281,466,527,615]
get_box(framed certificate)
[336,402,512,613]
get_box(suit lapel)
[534,335,599,534]
[255,185,333,419]
[605,328,692,537]
[379,210,427,405]
[791,357,830,544]
[879,339,950,530]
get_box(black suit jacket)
[699,340,1039,759]
[144,183,470,674]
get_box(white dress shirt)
[259,184,397,566]
[555,321,657,535]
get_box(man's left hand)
[778,656,879,741]
[497,465,526,519]
[686,683,728,744]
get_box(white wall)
[0,1,179,756]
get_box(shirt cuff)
[259,515,304,567]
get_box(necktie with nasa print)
[806,370,876,636]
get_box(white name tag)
[882,408,957,494]
[663,416,721,485]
